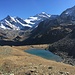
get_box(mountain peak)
[6,15,11,18]
[39,12,49,15]
[35,12,51,18]
[41,12,46,14]
[61,5,75,16]
[5,15,12,19]
[71,5,75,8]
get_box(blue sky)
[0,0,75,20]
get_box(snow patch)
[10,16,16,22]
[16,19,32,27]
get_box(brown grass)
[0,45,75,75]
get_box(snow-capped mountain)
[25,12,58,29]
[0,12,52,30]
[24,12,51,28]
[0,15,32,30]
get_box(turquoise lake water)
[25,49,62,62]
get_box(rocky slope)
[23,19,74,45]
[47,29,75,65]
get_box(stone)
[59,71,64,74]
[48,66,53,69]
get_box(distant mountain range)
[0,6,75,44]
[0,12,58,30]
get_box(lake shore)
[13,44,75,66]
[12,44,49,51]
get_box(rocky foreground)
[0,45,75,75]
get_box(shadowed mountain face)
[48,29,75,55]
[23,19,71,45]
[47,29,75,65]
[46,6,75,59]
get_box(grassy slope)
[0,46,75,75]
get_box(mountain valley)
[0,5,75,75]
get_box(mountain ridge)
[0,12,52,30]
